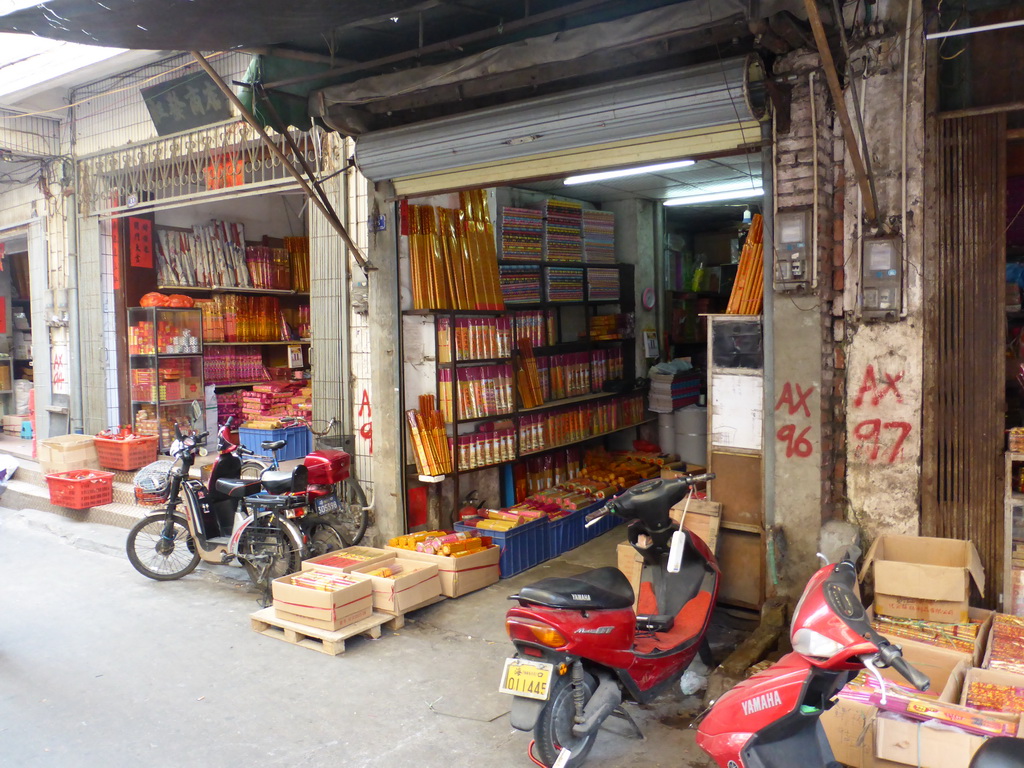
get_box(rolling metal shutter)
[354,56,766,197]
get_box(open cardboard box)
[860,535,985,624]
[874,659,1024,768]
[959,665,1024,713]
[384,545,500,598]
[353,556,441,615]
[300,546,392,574]
[271,570,373,632]
[821,633,977,768]
[868,606,994,668]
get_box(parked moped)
[502,473,718,767]
[126,402,303,591]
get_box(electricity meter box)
[774,207,813,291]
[861,236,902,321]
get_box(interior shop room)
[116,191,312,455]
[398,149,766,602]
[0,234,34,455]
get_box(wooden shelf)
[204,340,310,346]
[518,389,630,415]
[520,418,655,457]
[158,285,310,297]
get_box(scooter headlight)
[792,628,844,660]
[506,617,568,649]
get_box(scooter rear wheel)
[307,522,345,557]
[534,674,598,768]
[126,512,201,581]
[239,523,302,591]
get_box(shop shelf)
[455,516,548,578]
[204,340,310,346]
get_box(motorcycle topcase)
[306,449,350,485]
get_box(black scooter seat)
[262,439,287,451]
[261,470,293,494]
[516,567,635,610]
[970,738,1024,768]
[214,478,263,499]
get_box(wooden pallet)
[381,594,446,631]
[250,607,390,656]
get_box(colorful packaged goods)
[543,199,583,262]
[986,613,1024,675]
[154,219,249,288]
[499,206,544,262]
[203,346,270,385]
[582,209,615,264]
[456,426,515,471]
[436,316,513,363]
[438,364,514,422]
[311,547,388,570]
[511,309,558,348]
[870,614,981,656]
[289,569,360,592]
[587,267,620,301]
[244,245,291,290]
[128,317,201,355]
[965,680,1024,714]
[500,264,542,304]
[545,266,585,302]
[284,236,310,293]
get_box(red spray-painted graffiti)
[851,365,912,464]
[357,389,373,454]
[775,382,816,458]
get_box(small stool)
[20,420,33,440]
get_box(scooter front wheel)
[126,512,201,581]
[534,674,598,768]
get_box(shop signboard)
[141,72,234,136]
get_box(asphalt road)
[0,505,717,768]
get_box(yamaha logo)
[575,626,613,635]
[571,593,591,601]
[741,690,783,716]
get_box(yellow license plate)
[499,658,554,701]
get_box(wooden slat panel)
[925,114,1006,606]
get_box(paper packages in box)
[271,569,373,632]
[386,544,499,598]
[353,556,441,615]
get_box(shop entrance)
[0,228,36,457]
[397,148,767,607]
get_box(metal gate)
[923,113,1006,606]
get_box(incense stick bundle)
[517,339,545,408]
[727,214,765,315]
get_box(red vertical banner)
[0,297,6,334]
[111,219,122,291]
[128,217,154,269]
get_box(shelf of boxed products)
[158,285,310,297]
[203,340,310,346]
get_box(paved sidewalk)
[0,504,738,768]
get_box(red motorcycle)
[502,473,718,767]
[696,556,933,767]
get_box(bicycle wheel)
[238,518,301,592]
[240,460,267,482]
[331,477,368,546]
[126,512,200,581]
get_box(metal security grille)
[77,120,327,217]
[923,113,1006,606]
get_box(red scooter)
[696,557,931,767]
[502,473,718,768]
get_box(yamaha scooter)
[501,473,718,767]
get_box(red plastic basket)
[94,435,158,470]
[46,470,115,510]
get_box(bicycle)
[238,416,370,547]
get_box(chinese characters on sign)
[141,72,234,136]
[127,218,153,270]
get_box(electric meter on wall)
[860,236,902,321]
[774,208,813,292]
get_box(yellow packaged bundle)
[486,509,525,525]
[387,530,448,550]
[442,538,484,556]
[476,519,517,532]
[451,547,487,558]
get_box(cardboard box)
[869,606,994,668]
[353,556,441,615]
[861,535,985,624]
[959,666,1024,714]
[669,498,721,551]
[384,545,499,597]
[38,434,100,475]
[300,546,392,574]
[271,570,373,632]
[617,541,644,610]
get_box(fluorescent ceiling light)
[564,159,695,185]
[664,179,763,206]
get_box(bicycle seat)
[515,567,635,610]
[262,439,287,451]
[970,738,1024,768]
[214,478,263,499]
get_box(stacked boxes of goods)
[545,267,584,302]
[132,409,178,445]
[499,264,542,305]
[241,383,296,421]
[216,390,243,425]
[586,268,620,301]
[386,531,501,597]
[542,199,583,262]
[203,346,269,385]
[582,209,615,263]
[499,207,544,262]
[821,536,1024,768]
[588,313,633,341]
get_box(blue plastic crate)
[547,508,586,559]
[455,516,549,578]
[238,425,311,461]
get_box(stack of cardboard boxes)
[823,535,1024,768]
